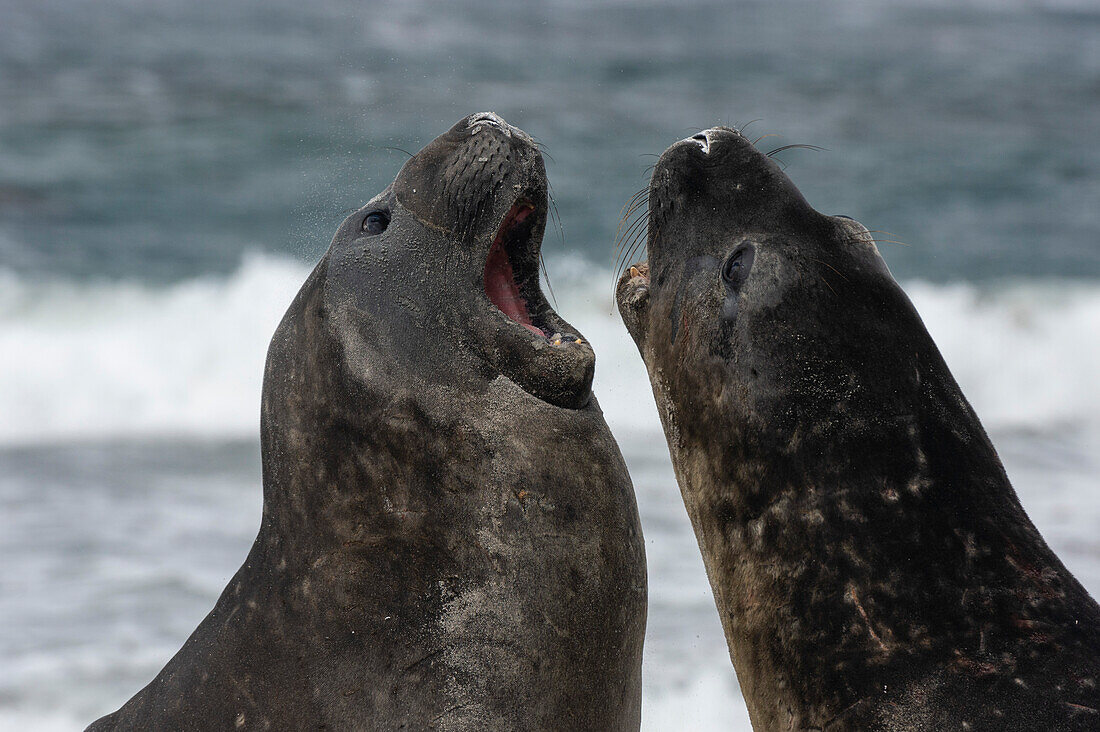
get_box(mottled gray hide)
[89,113,646,731]
[617,127,1100,731]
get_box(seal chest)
[88,113,646,731]
[616,125,1100,730]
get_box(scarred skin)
[617,126,1100,731]
[88,113,647,731]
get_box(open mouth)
[615,257,653,347]
[478,194,595,408]
[617,261,651,310]
[484,198,554,339]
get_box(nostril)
[690,132,710,154]
[691,133,707,142]
[468,111,510,136]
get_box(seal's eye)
[362,211,389,236]
[721,243,754,288]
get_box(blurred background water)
[1,0,1098,729]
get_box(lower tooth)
[547,332,585,347]
[554,334,584,346]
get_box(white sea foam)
[1,254,1099,445]
[1,255,1098,732]
[904,280,1100,432]
[0,254,306,444]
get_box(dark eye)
[362,211,389,235]
[721,243,754,287]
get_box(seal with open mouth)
[617,126,1100,730]
[88,113,647,731]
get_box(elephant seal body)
[617,127,1100,730]
[89,113,647,731]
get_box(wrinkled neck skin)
[259,254,469,548]
[655,302,1098,729]
[260,230,584,545]
[89,114,644,732]
[619,128,1100,730]
[260,112,589,545]
[242,115,644,730]
[251,235,643,731]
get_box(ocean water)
[1,0,1099,729]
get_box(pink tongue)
[485,241,543,336]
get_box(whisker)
[613,191,649,258]
[624,186,649,206]
[622,233,647,270]
[546,188,566,250]
[611,155,659,297]
[381,146,414,159]
[618,214,648,252]
[616,205,647,245]
[549,194,565,249]
[537,183,562,309]
[614,237,647,296]
[616,209,650,255]
[854,232,911,247]
[621,211,651,262]
[627,188,650,206]
[612,227,643,287]
[621,191,649,220]
[540,252,558,308]
[609,222,649,314]
[738,119,763,136]
[529,135,556,162]
[614,190,650,236]
[614,222,649,278]
[766,143,827,157]
[812,258,849,282]
[612,214,651,295]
